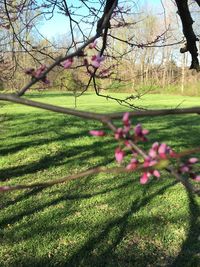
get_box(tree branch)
[1,93,200,122]
[0,166,130,192]
[175,0,200,71]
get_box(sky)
[39,0,163,39]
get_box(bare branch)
[1,93,200,122]
[0,166,128,192]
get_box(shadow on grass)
[170,192,200,267]
[62,181,177,267]
[1,110,199,161]
[0,138,115,181]
[0,180,177,267]
[1,180,199,267]
[0,175,134,227]
[0,187,45,210]
[0,112,115,181]
[8,181,177,267]
[0,130,89,156]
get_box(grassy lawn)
[0,92,200,267]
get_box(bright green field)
[0,92,200,267]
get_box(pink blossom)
[142,129,149,135]
[149,160,158,167]
[134,124,142,136]
[149,142,174,160]
[34,65,46,78]
[89,40,97,49]
[0,186,10,191]
[122,112,130,126]
[124,140,131,147]
[140,172,150,184]
[153,170,160,178]
[143,158,157,168]
[123,126,130,133]
[115,148,125,163]
[180,164,190,173]
[158,143,168,159]
[89,130,105,136]
[143,158,151,168]
[99,68,109,77]
[140,168,160,184]
[134,124,149,141]
[91,54,104,68]
[178,156,199,178]
[62,58,73,69]
[152,142,159,150]
[25,65,49,84]
[194,175,200,182]
[126,158,138,170]
[148,148,157,159]
[115,128,124,140]
[188,158,198,164]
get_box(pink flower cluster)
[87,39,104,68]
[114,113,163,184]
[62,58,73,69]
[138,142,175,184]
[91,54,104,68]
[115,112,149,142]
[89,40,97,49]
[148,142,175,159]
[61,40,104,71]
[178,158,200,182]
[25,65,49,84]
[25,39,104,86]
[89,112,200,185]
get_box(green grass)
[0,92,200,267]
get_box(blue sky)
[39,0,163,39]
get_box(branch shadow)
[0,138,115,181]
[0,176,134,228]
[170,192,200,267]
[61,181,177,267]
[0,180,177,267]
